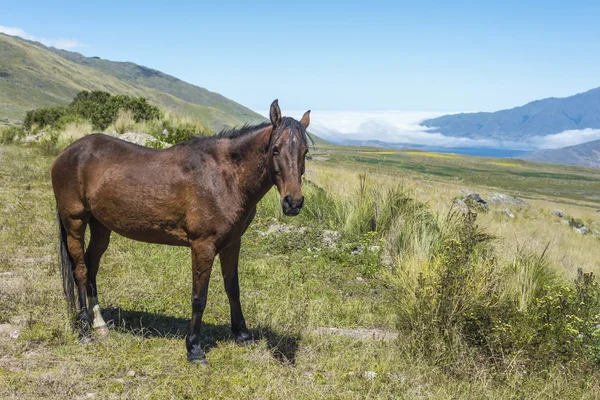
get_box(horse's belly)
[108,223,190,246]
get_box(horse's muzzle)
[282,195,304,216]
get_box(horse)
[51,100,311,365]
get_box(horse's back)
[52,134,194,245]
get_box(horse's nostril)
[298,196,304,208]
[284,195,292,207]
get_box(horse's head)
[268,100,311,216]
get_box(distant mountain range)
[0,33,263,131]
[421,87,600,141]
[521,140,600,169]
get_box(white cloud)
[257,109,600,150]
[0,25,85,49]
[530,128,600,149]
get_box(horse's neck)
[226,127,274,207]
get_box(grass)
[1,137,600,398]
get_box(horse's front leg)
[186,240,216,365]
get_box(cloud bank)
[257,110,600,150]
[0,25,85,49]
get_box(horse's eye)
[273,146,280,155]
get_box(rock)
[465,193,488,212]
[22,132,45,143]
[502,209,515,219]
[487,193,527,207]
[592,229,599,237]
[321,230,340,248]
[0,271,13,277]
[106,131,120,137]
[351,244,364,255]
[573,226,590,235]
[263,224,307,236]
[551,210,565,218]
[120,131,157,146]
[266,224,286,235]
[363,371,378,380]
[162,129,169,137]
[453,199,469,214]
[561,219,570,225]
[126,370,135,377]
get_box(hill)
[0,33,263,131]
[521,139,600,168]
[421,87,600,141]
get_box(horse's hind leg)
[85,217,111,335]
[63,213,92,341]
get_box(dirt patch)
[315,327,398,341]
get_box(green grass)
[1,143,600,399]
[324,145,600,206]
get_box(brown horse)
[52,100,310,365]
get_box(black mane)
[218,117,313,146]
[182,118,313,148]
[217,121,271,139]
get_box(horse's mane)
[182,118,313,148]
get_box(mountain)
[520,140,600,168]
[421,87,600,141]
[0,33,263,131]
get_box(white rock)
[502,209,515,218]
[120,131,157,146]
[363,371,377,379]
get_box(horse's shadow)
[102,307,300,364]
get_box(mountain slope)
[421,87,600,141]
[0,33,264,131]
[521,140,600,168]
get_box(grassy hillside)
[0,33,264,131]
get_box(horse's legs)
[63,214,91,341]
[186,240,216,365]
[219,239,251,343]
[84,217,111,334]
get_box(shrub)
[0,126,27,144]
[24,91,162,131]
[24,107,67,130]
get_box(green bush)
[0,126,27,144]
[24,91,162,131]
[24,107,67,130]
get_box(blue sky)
[2,0,600,114]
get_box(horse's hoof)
[94,325,109,336]
[79,335,93,344]
[189,357,209,366]
[235,331,254,345]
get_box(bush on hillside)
[24,91,162,131]
[0,126,27,144]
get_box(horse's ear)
[270,99,281,128]
[300,110,310,129]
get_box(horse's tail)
[58,212,76,312]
